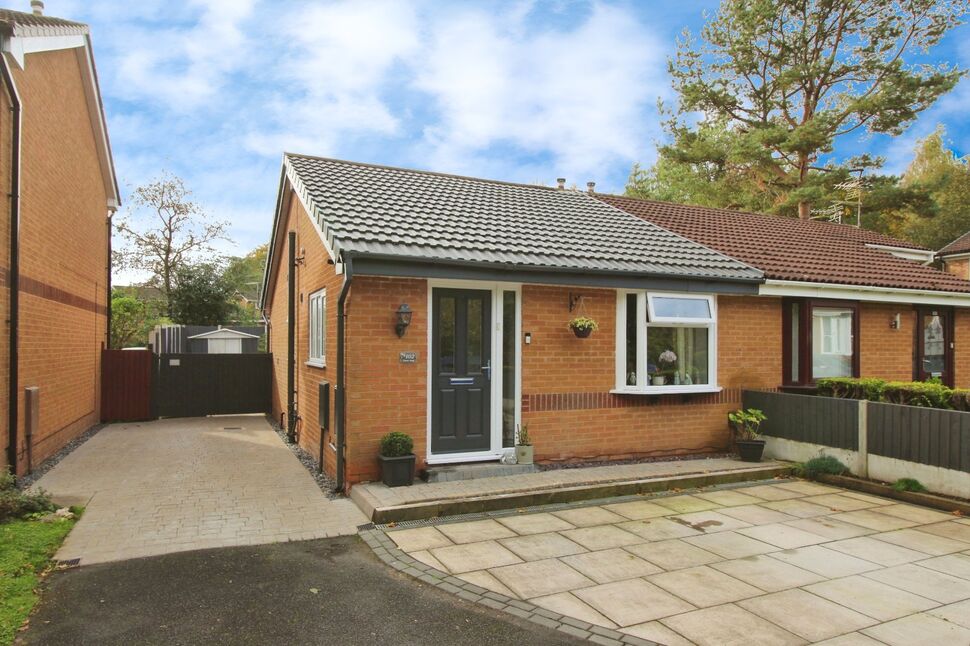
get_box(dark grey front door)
[432,288,492,454]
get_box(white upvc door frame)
[426,279,522,465]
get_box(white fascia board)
[4,33,86,68]
[759,279,970,307]
[940,252,970,262]
[864,243,935,264]
[282,156,339,265]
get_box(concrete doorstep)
[351,459,792,522]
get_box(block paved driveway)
[386,480,970,645]
[33,415,366,565]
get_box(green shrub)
[892,478,928,493]
[379,432,414,458]
[817,377,960,410]
[882,380,953,409]
[816,377,887,401]
[0,469,56,522]
[798,455,849,479]
[950,389,970,411]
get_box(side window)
[308,289,326,365]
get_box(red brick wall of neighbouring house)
[266,190,342,477]
[0,48,111,473]
[859,303,916,382]
[943,258,970,280]
[955,309,970,388]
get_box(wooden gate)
[155,353,273,418]
[101,348,154,422]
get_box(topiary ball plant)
[379,432,414,458]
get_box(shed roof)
[283,154,762,284]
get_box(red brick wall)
[1,48,110,473]
[266,191,342,476]
[943,258,969,280]
[955,309,970,388]
[859,303,915,381]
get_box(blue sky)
[29,0,970,281]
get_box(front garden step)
[424,462,539,483]
[350,459,793,523]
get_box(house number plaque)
[399,351,417,364]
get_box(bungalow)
[260,154,970,490]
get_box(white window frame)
[307,289,326,367]
[647,293,715,324]
[614,290,720,395]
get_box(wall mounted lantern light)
[395,303,413,337]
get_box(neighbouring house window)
[784,298,858,385]
[615,292,717,393]
[308,289,326,366]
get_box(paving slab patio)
[383,478,970,644]
[31,416,366,565]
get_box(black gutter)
[286,230,297,443]
[334,255,353,492]
[1,52,21,474]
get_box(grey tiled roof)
[284,154,762,283]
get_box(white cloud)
[244,0,420,156]
[413,2,668,181]
[102,0,256,111]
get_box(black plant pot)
[736,439,766,463]
[571,326,593,338]
[378,453,416,487]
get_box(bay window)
[783,298,858,386]
[615,292,718,393]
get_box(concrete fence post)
[857,399,868,478]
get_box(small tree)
[169,263,236,326]
[110,289,165,348]
[114,173,230,316]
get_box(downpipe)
[1,51,22,474]
[335,255,353,493]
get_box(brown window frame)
[782,297,860,387]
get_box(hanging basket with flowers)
[567,316,599,338]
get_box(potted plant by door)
[378,432,416,487]
[567,317,598,338]
[515,424,533,465]
[728,408,767,462]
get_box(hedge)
[816,377,963,410]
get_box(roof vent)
[587,181,596,194]
[556,177,566,190]
[30,0,44,15]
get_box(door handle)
[483,360,492,380]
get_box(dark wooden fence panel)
[868,402,969,472]
[156,353,272,418]
[101,349,154,422]
[742,390,859,450]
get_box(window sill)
[305,360,326,369]
[610,386,723,396]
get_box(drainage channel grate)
[55,558,81,569]
[222,426,243,430]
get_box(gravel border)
[17,423,106,490]
[266,415,341,500]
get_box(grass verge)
[0,513,78,645]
